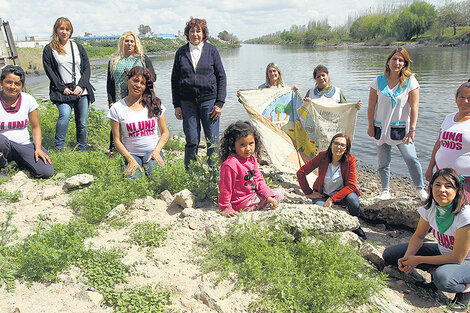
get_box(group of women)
[0,15,469,311]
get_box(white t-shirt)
[323,163,344,196]
[189,42,204,71]
[52,41,87,96]
[370,75,419,146]
[0,92,38,145]
[418,203,470,260]
[435,113,470,176]
[107,99,166,156]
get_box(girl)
[383,168,470,312]
[107,66,169,178]
[296,133,366,240]
[367,47,427,201]
[42,17,94,151]
[218,121,283,217]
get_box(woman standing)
[383,168,470,312]
[425,82,470,199]
[107,31,155,156]
[171,17,226,168]
[304,64,361,109]
[0,65,54,178]
[367,47,427,201]
[107,66,169,178]
[43,17,94,151]
[296,133,366,240]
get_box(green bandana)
[435,203,455,234]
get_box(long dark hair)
[126,66,162,118]
[424,168,467,214]
[219,121,262,163]
[326,133,351,163]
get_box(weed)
[165,138,185,151]
[103,284,172,313]
[128,221,168,248]
[198,220,386,313]
[0,211,18,246]
[0,253,16,292]
[78,248,129,291]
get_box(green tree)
[438,2,465,36]
[392,1,436,40]
[138,24,152,37]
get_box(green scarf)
[435,203,455,234]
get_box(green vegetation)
[246,0,470,46]
[128,221,169,248]
[104,284,172,313]
[198,220,386,312]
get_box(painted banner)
[239,88,358,173]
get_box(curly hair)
[424,168,468,214]
[109,31,146,75]
[219,121,262,163]
[384,47,413,88]
[50,17,73,55]
[184,18,209,42]
[125,66,162,119]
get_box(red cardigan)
[296,151,360,202]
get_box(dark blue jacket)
[171,42,226,108]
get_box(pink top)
[218,154,274,213]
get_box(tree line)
[246,1,470,45]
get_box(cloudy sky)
[2,0,447,41]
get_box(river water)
[26,44,470,177]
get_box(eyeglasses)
[332,141,347,148]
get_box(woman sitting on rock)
[296,133,365,239]
[107,66,169,178]
[0,65,54,178]
[383,168,470,312]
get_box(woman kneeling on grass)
[383,168,470,311]
[107,66,169,178]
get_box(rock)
[383,265,425,284]
[189,221,197,230]
[194,290,223,313]
[129,196,161,211]
[172,189,195,209]
[361,198,420,230]
[160,190,174,205]
[107,204,126,219]
[375,224,387,232]
[176,285,185,292]
[64,174,94,189]
[369,295,407,313]
[360,242,386,270]
[180,207,197,218]
[11,171,29,183]
[42,186,63,200]
[86,291,103,306]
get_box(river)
[26,44,470,177]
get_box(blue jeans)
[383,242,470,293]
[55,96,89,151]
[377,142,424,190]
[311,192,361,217]
[180,99,219,168]
[124,151,164,179]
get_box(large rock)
[361,198,420,230]
[63,174,94,190]
[171,189,195,209]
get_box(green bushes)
[198,220,386,312]
[128,221,168,248]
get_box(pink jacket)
[218,154,274,213]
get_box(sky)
[1,0,449,41]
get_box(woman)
[107,66,169,178]
[383,168,470,312]
[367,47,427,201]
[43,17,95,151]
[171,17,226,168]
[304,64,361,109]
[425,82,470,200]
[296,133,366,240]
[107,31,156,156]
[0,65,54,178]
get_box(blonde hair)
[384,47,413,88]
[265,62,285,87]
[109,31,145,75]
[50,17,73,55]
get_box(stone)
[11,171,29,183]
[42,186,63,200]
[107,204,126,219]
[194,290,223,313]
[64,174,94,189]
[180,207,197,218]
[361,198,420,230]
[189,221,197,230]
[86,291,103,305]
[359,242,386,270]
[172,189,195,209]
[160,190,174,205]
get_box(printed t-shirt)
[0,92,38,145]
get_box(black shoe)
[449,292,470,312]
[352,227,367,240]
[415,281,438,292]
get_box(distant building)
[77,35,120,42]
[16,36,49,48]
[154,33,176,39]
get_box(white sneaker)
[416,188,428,201]
[376,190,391,200]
